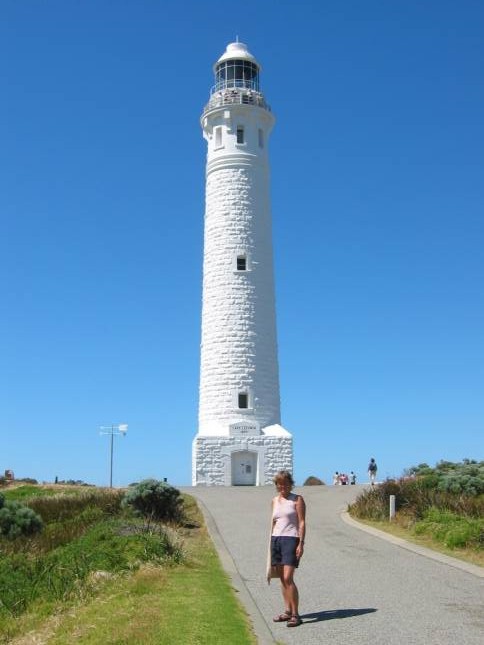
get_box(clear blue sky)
[2,1,483,487]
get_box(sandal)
[273,611,291,622]
[287,615,302,627]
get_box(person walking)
[270,470,306,628]
[368,458,378,485]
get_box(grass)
[2,485,87,502]
[355,516,484,567]
[1,491,256,645]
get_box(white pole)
[100,424,128,488]
[389,494,396,520]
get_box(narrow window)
[237,255,247,271]
[215,126,222,147]
[238,392,248,409]
[236,126,244,144]
[258,128,264,148]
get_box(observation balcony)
[203,86,271,116]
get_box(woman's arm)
[295,495,306,558]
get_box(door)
[231,450,257,486]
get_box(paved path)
[182,485,483,645]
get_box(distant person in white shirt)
[368,458,377,485]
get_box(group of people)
[332,470,357,485]
[332,459,378,486]
[268,459,378,627]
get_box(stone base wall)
[192,434,293,486]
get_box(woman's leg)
[274,565,290,616]
[281,565,299,616]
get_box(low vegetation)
[122,478,184,523]
[0,481,255,644]
[303,475,325,485]
[0,493,43,540]
[348,459,483,562]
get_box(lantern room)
[213,42,260,93]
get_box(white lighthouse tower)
[192,42,293,486]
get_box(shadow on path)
[301,607,377,623]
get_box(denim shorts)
[271,536,300,567]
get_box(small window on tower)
[258,128,264,148]
[215,127,222,148]
[236,126,244,144]
[238,392,248,409]
[237,255,247,271]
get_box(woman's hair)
[273,470,295,487]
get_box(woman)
[270,470,306,628]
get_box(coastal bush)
[0,495,43,540]
[303,476,325,486]
[405,459,484,496]
[122,479,184,523]
[348,460,484,551]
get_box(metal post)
[100,424,128,489]
[110,425,114,488]
[389,494,396,520]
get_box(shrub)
[348,459,484,552]
[406,460,484,497]
[349,475,484,522]
[349,485,388,520]
[0,499,43,540]
[122,479,183,523]
[303,476,325,486]
[438,471,484,496]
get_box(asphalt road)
[183,485,484,645]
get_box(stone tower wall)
[199,161,281,436]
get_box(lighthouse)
[192,42,293,486]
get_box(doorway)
[231,450,257,485]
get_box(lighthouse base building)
[192,41,293,486]
[193,426,292,486]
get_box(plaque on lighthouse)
[192,42,293,486]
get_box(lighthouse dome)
[215,41,260,68]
